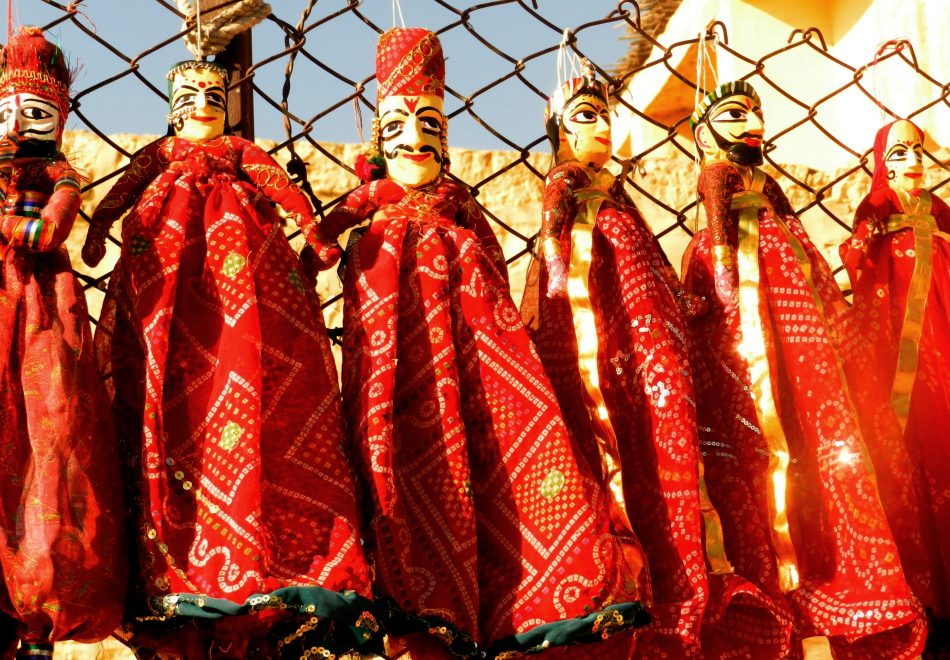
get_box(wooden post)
[215,30,255,140]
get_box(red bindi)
[198,82,206,88]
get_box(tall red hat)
[0,26,71,120]
[375,27,445,101]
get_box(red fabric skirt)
[523,204,791,658]
[340,211,648,653]
[0,249,126,643]
[842,227,950,621]
[682,211,925,658]
[95,167,372,651]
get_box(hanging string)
[555,28,581,90]
[870,39,910,122]
[391,0,405,28]
[195,0,204,61]
[692,27,719,230]
[7,0,14,43]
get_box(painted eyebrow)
[21,98,58,109]
[416,105,444,116]
[380,108,409,121]
[569,101,601,112]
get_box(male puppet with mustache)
[680,81,925,659]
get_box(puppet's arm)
[82,139,166,267]
[699,163,744,312]
[0,161,80,252]
[539,165,581,298]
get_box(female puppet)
[309,28,649,658]
[0,27,126,657]
[81,60,375,657]
[681,81,925,658]
[519,64,790,658]
[840,119,949,628]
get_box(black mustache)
[383,144,442,163]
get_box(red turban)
[0,26,71,120]
[375,27,445,101]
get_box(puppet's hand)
[81,225,109,267]
[298,245,320,288]
[713,262,738,316]
[545,254,568,299]
[307,238,343,271]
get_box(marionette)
[839,118,950,629]
[681,81,925,658]
[81,59,376,657]
[519,62,790,658]
[0,27,126,657]
[308,27,649,657]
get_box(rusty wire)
[27,0,950,326]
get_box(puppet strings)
[392,0,405,28]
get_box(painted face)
[883,120,924,193]
[0,93,62,142]
[378,93,445,187]
[170,67,227,142]
[696,94,764,167]
[556,93,611,170]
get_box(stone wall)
[62,128,949,330]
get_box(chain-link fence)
[23,0,950,335]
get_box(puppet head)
[545,61,611,170]
[872,119,924,193]
[0,27,72,144]
[691,80,764,167]
[167,60,228,142]
[373,27,446,188]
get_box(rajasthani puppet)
[681,81,925,658]
[309,28,649,657]
[519,64,791,658]
[81,60,375,657]
[839,119,949,628]
[0,27,126,657]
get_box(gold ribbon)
[566,169,635,539]
[727,168,800,592]
[697,456,733,574]
[884,189,942,430]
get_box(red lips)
[402,153,432,162]
[191,116,217,123]
[594,137,611,145]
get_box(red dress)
[682,162,925,658]
[520,162,791,658]
[840,186,950,622]
[0,142,126,646]
[90,136,374,656]
[315,176,649,656]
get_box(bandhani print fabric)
[0,25,126,652]
[520,161,792,658]
[0,138,127,649]
[313,176,650,657]
[839,121,950,631]
[89,135,376,657]
[682,161,925,658]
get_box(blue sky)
[15,1,631,151]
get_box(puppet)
[840,118,949,630]
[681,81,925,658]
[520,63,790,658]
[310,28,649,657]
[82,59,375,657]
[0,27,126,657]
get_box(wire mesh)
[23,0,950,336]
